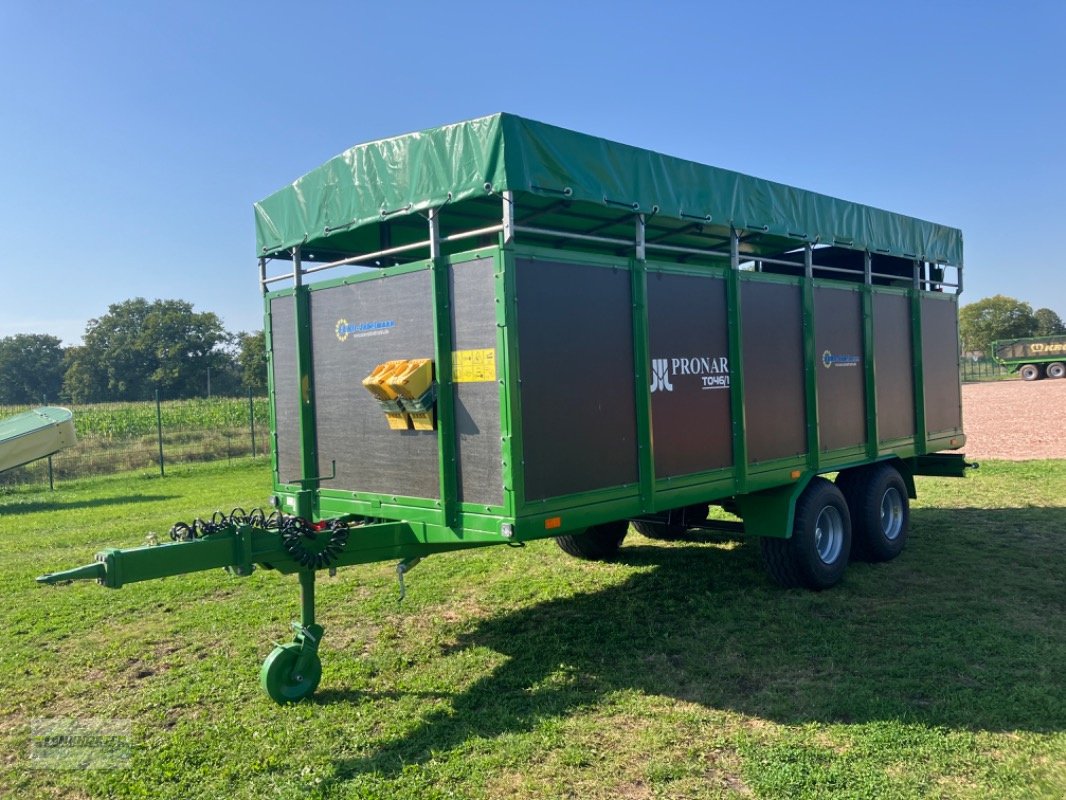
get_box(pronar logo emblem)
[822,350,861,369]
[650,355,730,392]
[650,359,674,392]
[335,318,395,342]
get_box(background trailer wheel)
[760,477,852,590]
[631,504,710,540]
[837,464,910,562]
[1046,361,1065,379]
[1019,363,1042,381]
[555,520,629,560]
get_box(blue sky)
[1,1,1063,344]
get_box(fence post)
[155,389,165,477]
[48,455,54,491]
[249,388,256,458]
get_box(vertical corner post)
[258,257,267,296]
[495,247,524,516]
[292,245,318,516]
[631,214,654,511]
[726,228,748,489]
[910,260,927,455]
[429,208,458,527]
[862,251,878,459]
[801,243,819,469]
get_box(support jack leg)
[261,570,323,703]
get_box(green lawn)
[1,459,1063,798]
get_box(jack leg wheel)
[261,640,322,703]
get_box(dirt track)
[961,379,1066,461]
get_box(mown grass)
[1,459,1063,798]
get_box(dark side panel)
[814,286,866,452]
[309,271,440,499]
[516,258,638,501]
[450,258,503,507]
[268,295,302,484]
[741,279,807,463]
[873,292,915,442]
[921,296,963,436]
[646,270,732,477]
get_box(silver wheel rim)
[814,506,844,564]
[880,487,904,540]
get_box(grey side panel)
[450,257,503,507]
[646,271,732,477]
[516,258,638,501]
[269,295,302,484]
[921,296,963,436]
[814,286,866,452]
[310,271,440,499]
[741,279,807,463]
[873,292,915,442]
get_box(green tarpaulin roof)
[254,113,962,265]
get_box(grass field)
[1,459,1063,798]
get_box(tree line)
[0,298,267,405]
[959,296,1065,357]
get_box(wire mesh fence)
[960,358,1010,383]
[0,393,270,489]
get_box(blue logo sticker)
[335,318,395,342]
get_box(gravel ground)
[961,378,1066,460]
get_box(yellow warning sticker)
[452,348,497,383]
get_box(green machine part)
[36,516,496,703]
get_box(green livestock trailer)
[991,335,1066,380]
[40,114,972,703]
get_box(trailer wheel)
[555,520,629,560]
[1046,362,1065,379]
[760,477,851,590]
[260,642,322,703]
[1020,364,1042,381]
[837,464,909,562]
[631,504,710,540]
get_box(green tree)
[1033,307,1065,337]
[0,334,66,404]
[959,295,1037,356]
[63,298,229,402]
[235,331,268,394]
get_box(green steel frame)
[257,198,965,550]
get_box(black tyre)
[837,464,909,562]
[1020,364,1041,381]
[555,520,629,560]
[631,504,710,540]
[761,477,851,590]
[1046,362,1065,379]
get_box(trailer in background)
[991,335,1066,380]
[40,114,972,702]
